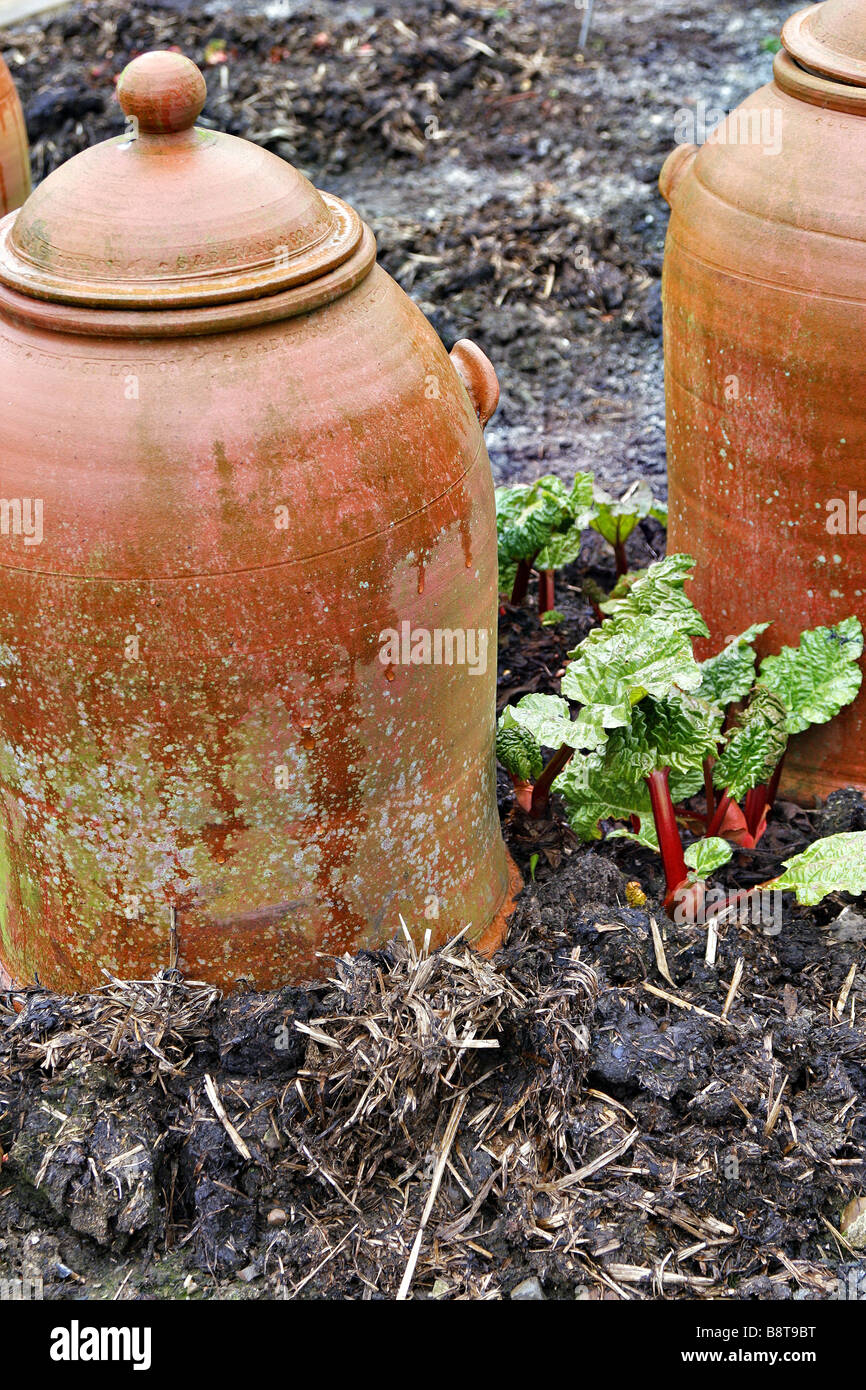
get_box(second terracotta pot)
[0,54,30,216]
[660,0,866,800]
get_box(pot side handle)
[450,338,500,430]
[659,143,698,207]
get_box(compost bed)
[1,540,865,1302]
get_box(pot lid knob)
[117,51,207,134]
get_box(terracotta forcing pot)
[0,54,30,217]
[659,0,866,800]
[0,51,519,992]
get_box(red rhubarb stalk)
[706,789,733,839]
[645,767,688,901]
[512,777,534,812]
[703,756,715,823]
[538,569,556,616]
[766,750,787,813]
[530,744,574,817]
[510,556,536,605]
[743,784,768,840]
[742,749,787,840]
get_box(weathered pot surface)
[0,54,30,217]
[659,0,866,800]
[0,51,519,992]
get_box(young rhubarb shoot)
[495,472,596,612]
[742,618,863,831]
[673,837,734,923]
[495,475,572,604]
[590,480,666,578]
[494,720,543,811]
[495,692,604,817]
[532,472,598,613]
[683,837,734,879]
[712,686,789,846]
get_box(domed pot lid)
[783,0,866,86]
[0,49,373,309]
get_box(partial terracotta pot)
[0,51,519,992]
[0,54,30,216]
[660,0,866,800]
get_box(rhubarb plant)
[733,618,865,842]
[495,473,596,614]
[495,553,864,912]
[590,479,667,578]
[709,685,789,844]
[496,691,604,815]
[495,470,667,614]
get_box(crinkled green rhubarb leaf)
[536,526,583,572]
[498,559,518,597]
[567,704,614,754]
[555,733,651,843]
[534,472,598,571]
[562,614,702,729]
[501,693,577,749]
[600,554,709,640]
[590,479,657,548]
[759,617,863,735]
[593,694,719,806]
[495,721,543,781]
[569,471,598,526]
[767,831,866,906]
[698,623,771,708]
[684,837,733,878]
[713,686,788,801]
[495,475,571,566]
[641,693,724,784]
[607,822,661,852]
